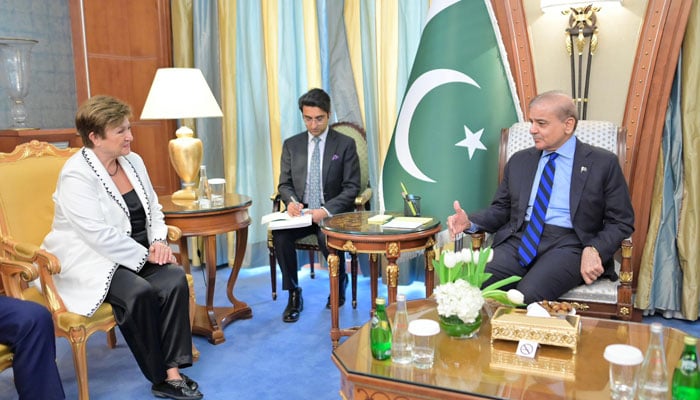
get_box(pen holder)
[403,194,421,217]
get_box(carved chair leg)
[269,247,277,300]
[69,332,90,400]
[308,250,316,278]
[351,254,358,309]
[185,274,200,362]
[106,327,117,349]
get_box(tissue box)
[490,307,581,353]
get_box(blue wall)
[0,0,76,129]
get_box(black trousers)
[106,263,192,384]
[272,223,347,291]
[0,296,65,400]
[482,224,584,304]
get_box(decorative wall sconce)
[541,1,622,119]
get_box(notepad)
[261,212,312,230]
[367,214,393,224]
[382,217,432,229]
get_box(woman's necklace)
[108,162,120,177]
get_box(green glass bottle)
[370,297,391,360]
[672,335,700,400]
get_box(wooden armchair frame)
[474,121,639,321]
[267,122,372,308]
[0,141,197,400]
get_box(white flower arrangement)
[433,247,524,324]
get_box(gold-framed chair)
[0,141,197,400]
[267,122,372,308]
[473,121,639,321]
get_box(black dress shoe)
[179,373,198,391]
[326,275,348,309]
[151,379,203,400]
[283,288,303,323]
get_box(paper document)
[382,217,432,230]
[261,212,312,230]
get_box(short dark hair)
[75,95,132,148]
[298,88,331,114]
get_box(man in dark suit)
[0,296,65,400]
[273,88,361,322]
[447,91,634,303]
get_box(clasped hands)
[446,200,604,285]
[148,241,176,265]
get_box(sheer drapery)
[170,0,429,275]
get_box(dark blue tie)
[518,152,558,267]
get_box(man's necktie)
[518,152,559,267]
[307,137,322,209]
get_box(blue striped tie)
[518,152,558,267]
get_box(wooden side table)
[0,128,81,152]
[320,211,441,347]
[160,194,253,344]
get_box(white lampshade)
[140,68,223,120]
[540,0,622,13]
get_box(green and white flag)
[381,0,522,224]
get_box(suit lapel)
[570,139,592,219]
[517,148,541,216]
[322,130,338,187]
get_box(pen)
[400,182,417,216]
[290,196,304,215]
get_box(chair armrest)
[0,237,67,314]
[469,231,486,251]
[618,238,633,283]
[271,191,283,212]
[166,225,182,242]
[354,187,372,210]
[0,258,39,298]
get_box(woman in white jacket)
[42,95,202,400]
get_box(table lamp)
[140,68,223,201]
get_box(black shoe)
[283,288,303,323]
[326,275,348,309]
[179,373,198,392]
[151,379,203,400]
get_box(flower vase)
[439,313,482,339]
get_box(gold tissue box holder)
[490,343,577,381]
[490,307,581,354]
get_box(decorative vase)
[439,313,482,339]
[0,37,38,129]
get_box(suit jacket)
[42,148,168,317]
[277,128,361,215]
[470,138,634,268]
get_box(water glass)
[408,319,440,369]
[208,178,225,206]
[604,344,644,400]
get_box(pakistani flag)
[382,0,521,225]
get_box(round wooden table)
[320,211,441,347]
[160,194,252,344]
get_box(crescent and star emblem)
[394,68,485,183]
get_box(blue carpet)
[0,264,698,399]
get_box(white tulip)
[443,251,459,268]
[507,289,524,304]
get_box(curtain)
[170,0,429,274]
[636,0,699,320]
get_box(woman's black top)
[122,189,149,249]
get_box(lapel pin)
[581,166,587,173]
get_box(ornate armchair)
[267,122,372,308]
[473,121,639,321]
[0,141,197,400]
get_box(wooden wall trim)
[491,0,538,117]
[622,0,692,279]
[69,0,89,103]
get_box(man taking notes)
[273,88,360,322]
